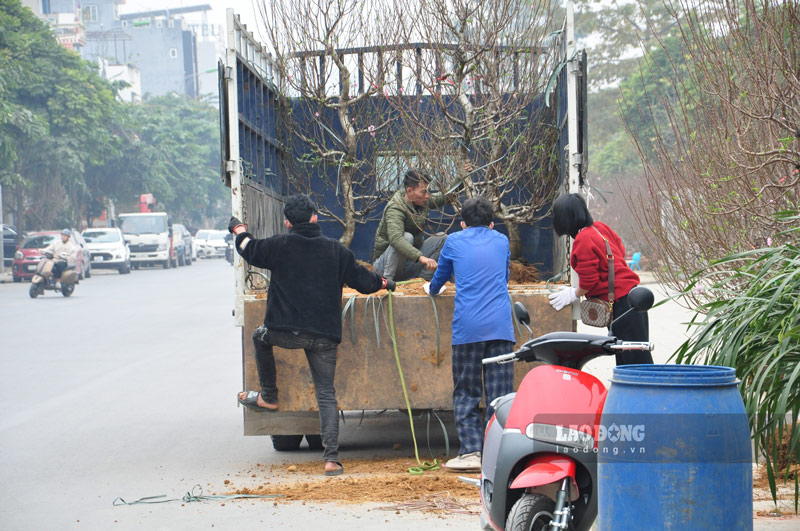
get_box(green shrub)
[675,214,800,511]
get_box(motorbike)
[478,286,655,531]
[29,251,79,298]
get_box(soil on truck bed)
[345,260,547,297]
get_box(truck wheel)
[271,435,303,451]
[132,263,140,270]
[162,259,170,269]
[119,262,130,274]
[505,494,555,531]
[304,434,323,450]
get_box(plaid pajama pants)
[451,340,515,455]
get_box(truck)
[219,6,587,449]
[117,212,177,270]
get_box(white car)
[199,230,228,258]
[81,227,131,274]
[193,229,211,258]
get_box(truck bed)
[241,288,573,435]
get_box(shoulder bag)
[580,229,615,327]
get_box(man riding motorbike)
[43,229,78,287]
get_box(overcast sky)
[118,0,263,37]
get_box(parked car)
[198,230,228,258]
[12,230,91,282]
[172,223,193,267]
[2,224,20,267]
[81,227,131,274]
[71,230,92,279]
[193,229,211,258]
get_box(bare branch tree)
[257,0,396,246]
[621,0,799,304]
[388,0,561,257]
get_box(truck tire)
[271,435,303,451]
[304,434,323,450]
[162,259,170,269]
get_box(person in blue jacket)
[425,196,515,472]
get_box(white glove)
[548,286,578,311]
[423,282,446,296]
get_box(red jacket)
[571,222,640,301]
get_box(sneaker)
[444,451,481,471]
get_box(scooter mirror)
[627,286,654,312]
[513,302,531,325]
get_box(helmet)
[61,229,71,236]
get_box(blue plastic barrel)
[597,365,752,530]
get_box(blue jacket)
[429,226,515,345]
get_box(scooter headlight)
[525,423,595,451]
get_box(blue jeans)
[451,340,515,455]
[253,326,340,462]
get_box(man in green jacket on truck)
[372,169,451,282]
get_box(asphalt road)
[0,259,472,530]
[0,261,795,530]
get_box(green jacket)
[373,189,447,261]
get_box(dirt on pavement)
[227,456,480,512]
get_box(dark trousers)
[610,293,653,365]
[252,326,340,462]
[52,260,67,280]
[451,340,515,455]
[373,234,447,282]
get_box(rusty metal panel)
[242,290,572,434]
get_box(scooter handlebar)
[482,352,519,365]
[482,340,654,365]
[608,341,655,351]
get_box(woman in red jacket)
[548,193,652,365]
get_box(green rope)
[546,267,570,292]
[387,289,440,475]
[113,485,282,506]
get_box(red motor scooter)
[477,286,654,531]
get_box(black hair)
[284,194,317,225]
[403,168,431,190]
[551,193,593,238]
[461,196,494,227]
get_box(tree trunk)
[506,219,522,260]
[339,164,356,248]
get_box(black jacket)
[235,222,383,343]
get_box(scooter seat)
[491,393,516,429]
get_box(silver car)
[81,227,131,274]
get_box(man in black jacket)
[230,194,394,476]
